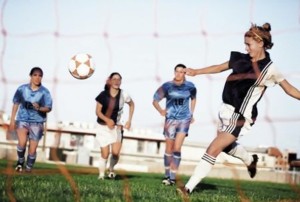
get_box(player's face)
[110,75,122,89]
[30,71,43,86]
[244,36,264,61]
[174,67,185,82]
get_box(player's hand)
[106,119,115,129]
[185,68,196,76]
[8,121,16,131]
[124,121,131,130]
[191,117,195,124]
[32,103,40,111]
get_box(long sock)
[109,155,119,172]
[226,142,252,166]
[185,153,216,192]
[99,156,107,177]
[26,153,37,170]
[170,152,181,180]
[17,145,26,164]
[164,153,172,178]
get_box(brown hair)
[245,23,274,50]
[104,72,122,91]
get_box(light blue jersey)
[153,80,196,120]
[13,84,52,123]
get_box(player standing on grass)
[9,67,53,172]
[177,22,300,196]
[153,64,197,186]
[95,72,135,180]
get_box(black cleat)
[108,172,116,179]
[15,161,24,172]
[162,178,175,186]
[247,154,258,178]
[162,176,170,184]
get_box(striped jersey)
[153,80,197,120]
[95,89,132,125]
[222,51,284,122]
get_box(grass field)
[0,159,299,202]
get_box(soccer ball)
[68,53,95,79]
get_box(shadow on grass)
[193,182,218,193]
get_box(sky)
[0,0,300,155]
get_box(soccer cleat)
[176,186,190,198]
[161,176,170,184]
[108,172,116,179]
[162,178,175,186]
[247,154,258,178]
[15,161,24,172]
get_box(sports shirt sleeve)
[121,90,132,103]
[153,83,167,101]
[264,64,285,87]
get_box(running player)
[177,22,300,196]
[9,67,53,172]
[95,72,135,180]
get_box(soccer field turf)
[0,159,299,202]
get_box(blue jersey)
[153,80,196,120]
[12,84,52,123]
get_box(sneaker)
[176,186,190,198]
[247,154,258,178]
[15,161,24,172]
[161,176,170,184]
[108,172,116,179]
[162,178,175,186]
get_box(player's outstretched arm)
[185,61,229,76]
[279,80,300,100]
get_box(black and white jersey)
[95,89,132,125]
[222,51,284,122]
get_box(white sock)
[228,143,252,166]
[99,156,107,177]
[185,153,216,192]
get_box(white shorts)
[217,103,252,138]
[95,124,123,147]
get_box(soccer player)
[9,67,53,172]
[95,72,135,180]
[177,22,300,196]
[153,64,197,185]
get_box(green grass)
[0,159,299,202]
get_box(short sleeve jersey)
[13,84,53,123]
[153,80,197,120]
[222,51,285,121]
[95,89,132,125]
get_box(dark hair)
[245,22,273,50]
[29,67,43,77]
[104,72,122,91]
[174,64,186,71]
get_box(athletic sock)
[17,145,26,164]
[227,143,252,166]
[109,155,119,172]
[99,156,107,177]
[26,153,37,170]
[185,153,216,192]
[164,153,172,178]
[170,152,181,180]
